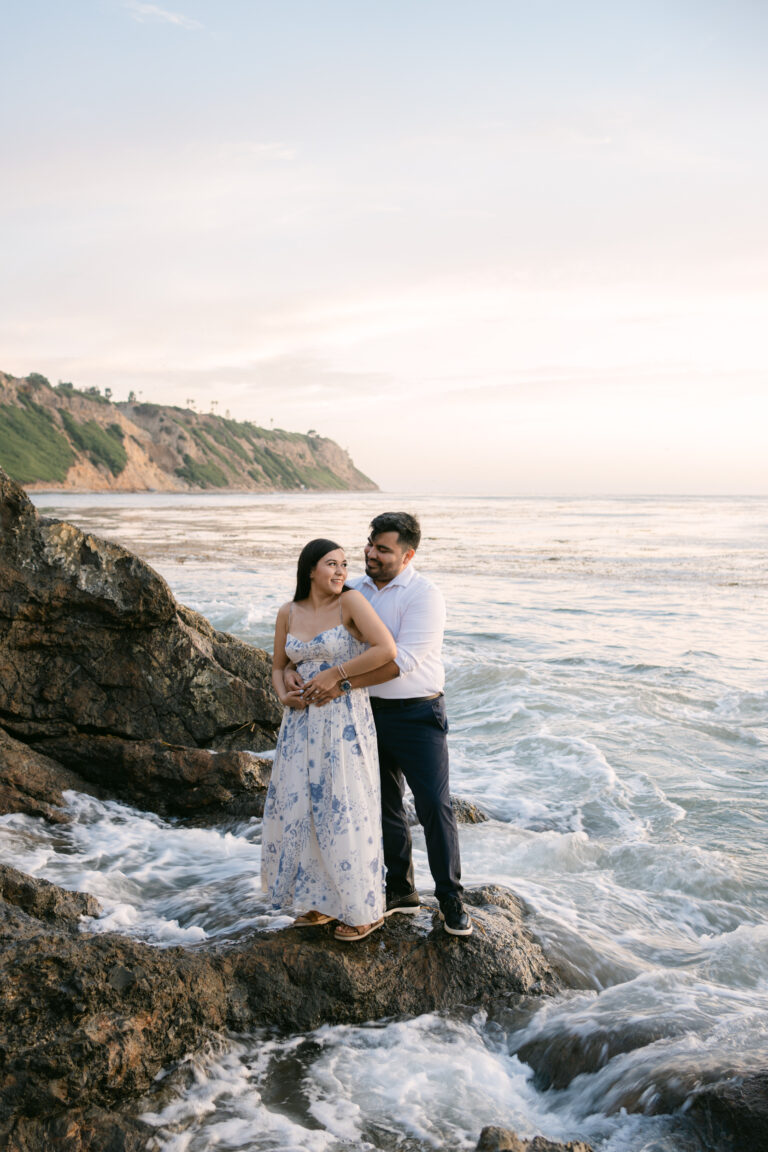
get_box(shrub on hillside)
[60,412,128,476]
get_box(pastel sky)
[3,1,767,493]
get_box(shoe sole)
[439,912,473,936]
[384,905,420,917]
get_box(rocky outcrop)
[451,796,490,822]
[0,864,101,923]
[405,793,490,826]
[688,1073,768,1152]
[0,728,99,822]
[234,885,562,1032]
[0,466,280,819]
[0,883,230,1150]
[0,873,562,1150]
[475,1130,593,1152]
[0,1110,155,1152]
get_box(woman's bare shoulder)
[341,588,369,611]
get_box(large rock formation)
[234,885,561,1032]
[0,871,562,1150]
[0,869,228,1151]
[0,466,280,818]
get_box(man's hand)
[284,667,304,693]
[302,670,344,706]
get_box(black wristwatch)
[339,679,352,694]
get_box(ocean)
[3,491,767,1151]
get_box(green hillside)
[0,372,377,493]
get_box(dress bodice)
[285,623,365,677]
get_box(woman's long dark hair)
[293,538,350,601]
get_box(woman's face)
[310,548,347,595]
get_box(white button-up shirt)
[350,564,446,699]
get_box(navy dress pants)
[370,694,463,900]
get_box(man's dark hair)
[293,537,349,601]
[369,512,421,552]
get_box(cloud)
[124,2,203,31]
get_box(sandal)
[292,910,335,927]
[333,917,385,942]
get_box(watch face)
[340,680,352,693]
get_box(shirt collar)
[360,562,418,592]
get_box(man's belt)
[369,692,442,710]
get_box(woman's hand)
[301,667,343,706]
[281,686,309,709]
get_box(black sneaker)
[439,894,473,936]
[385,890,421,917]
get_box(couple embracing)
[261,512,472,942]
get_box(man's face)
[364,531,414,586]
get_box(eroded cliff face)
[0,371,377,492]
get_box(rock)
[0,877,563,1140]
[0,1108,154,1152]
[515,1019,686,1092]
[0,886,230,1128]
[231,884,563,1032]
[475,1128,594,1152]
[23,734,274,819]
[0,727,98,822]
[452,795,490,823]
[405,793,491,826]
[0,863,101,922]
[688,1071,768,1152]
[0,466,280,818]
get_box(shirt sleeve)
[394,583,446,677]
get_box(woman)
[261,538,397,941]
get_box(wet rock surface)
[688,1072,768,1152]
[0,1107,155,1152]
[232,884,562,1032]
[405,792,490,825]
[0,863,101,923]
[27,734,275,820]
[0,876,230,1142]
[0,871,563,1149]
[474,1129,594,1152]
[0,727,99,822]
[451,795,491,823]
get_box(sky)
[2,0,767,494]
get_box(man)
[296,512,472,937]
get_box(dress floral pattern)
[261,624,385,925]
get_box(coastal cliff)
[0,370,377,492]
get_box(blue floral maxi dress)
[261,625,386,925]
